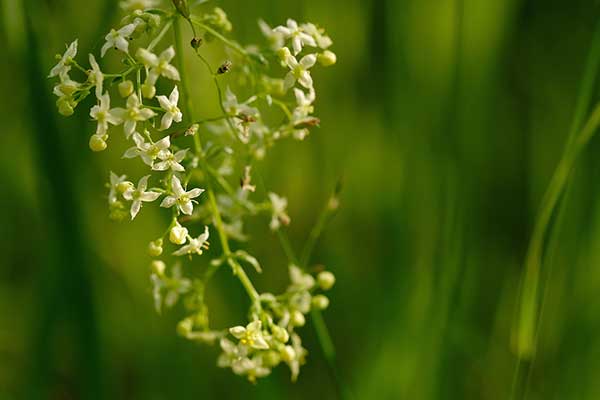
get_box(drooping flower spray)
[48,0,338,383]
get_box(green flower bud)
[317,271,336,290]
[89,134,107,152]
[148,239,163,256]
[57,98,75,116]
[291,310,305,327]
[141,82,156,99]
[318,50,337,66]
[151,260,166,275]
[272,325,289,343]
[118,80,134,97]
[262,350,281,367]
[312,294,329,310]
[281,345,296,363]
[169,223,188,245]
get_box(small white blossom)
[88,54,104,98]
[123,132,170,167]
[218,338,249,369]
[108,172,127,204]
[283,53,317,90]
[300,22,333,49]
[112,94,156,138]
[137,46,180,86]
[101,23,137,57]
[157,86,182,130]
[90,93,122,136]
[160,175,204,215]
[49,40,78,80]
[258,19,284,50]
[53,79,80,98]
[153,149,187,172]
[274,19,316,55]
[169,221,188,245]
[289,265,315,291]
[151,262,191,313]
[122,175,161,219]
[268,192,290,230]
[229,320,269,350]
[173,226,209,256]
[292,87,315,120]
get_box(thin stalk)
[148,17,174,51]
[174,16,260,306]
[189,16,248,57]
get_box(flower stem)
[189,16,248,57]
[173,16,261,307]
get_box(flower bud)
[263,350,281,367]
[172,0,190,18]
[312,294,330,310]
[177,317,193,336]
[291,310,305,327]
[185,124,199,136]
[272,325,289,343]
[118,80,134,97]
[170,222,188,245]
[141,82,156,99]
[57,98,75,116]
[318,50,337,66]
[317,271,336,290]
[281,345,296,363]
[89,134,107,152]
[148,238,163,256]
[151,260,166,275]
[277,47,291,63]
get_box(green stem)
[189,16,248,57]
[148,17,174,51]
[174,16,260,306]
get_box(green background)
[2,0,600,398]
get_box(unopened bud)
[318,50,337,66]
[171,0,189,18]
[281,345,296,362]
[169,222,188,245]
[317,271,336,290]
[89,134,107,152]
[57,98,75,116]
[116,181,133,194]
[272,325,289,343]
[118,80,134,97]
[141,83,156,98]
[312,294,330,310]
[291,310,305,327]
[185,123,199,136]
[151,260,166,275]
[148,238,163,256]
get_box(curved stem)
[174,16,260,306]
[189,16,248,57]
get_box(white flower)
[88,54,104,98]
[229,320,269,350]
[160,175,204,215]
[152,149,186,172]
[292,87,315,120]
[258,19,284,50]
[120,0,159,11]
[90,93,122,136]
[289,265,315,291]
[52,79,80,98]
[123,132,170,167]
[108,172,127,204]
[217,338,249,368]
[49,40,78,79]
[268,192,290,230]
[112,94,156,138]
[122,175,161,219]
[283,53,317,90]
[173,226,209,256]
[169,221,188,245]
[300,22,333,49]
[137,46,180,86]
[233,356,271,382]
[101,23,137,57]
[286,333,307,382]
[274,19,316,55]
[223,88,259,117]
[157,86,182,130]
[151,262,191,313]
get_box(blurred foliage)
[2,0,600,399]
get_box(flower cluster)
[48,0,337,383]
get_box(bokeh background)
[2,0,600,398]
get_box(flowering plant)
[48,0,338,383]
